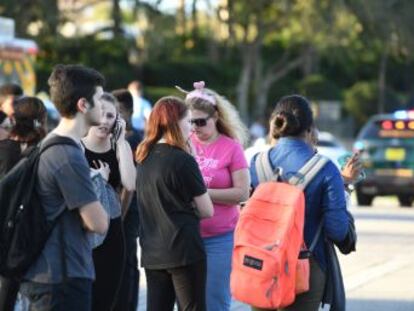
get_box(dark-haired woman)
[135,96,213,311]
[0,96,47,311]
[249,95,349,311]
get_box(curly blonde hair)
[185,89,249,147]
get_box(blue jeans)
[203,231,234,311]
[19,278,92,311]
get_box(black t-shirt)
[0,139,22,179]
[136,143,207,269]
[84,147,121,191]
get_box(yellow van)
[0,17,38,95]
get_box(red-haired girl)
[135,96,213,311]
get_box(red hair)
[136,96,189,163]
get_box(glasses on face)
[190,116,211,127]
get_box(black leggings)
[0,276,19,311]
[145,260,207,311]
[92,217,125,311]
[113,232,139,311]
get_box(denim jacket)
[250,137,348,271]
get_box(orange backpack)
[230,150,327,309]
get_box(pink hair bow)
[186,81,216,105]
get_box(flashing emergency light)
[394,110,408,119]
[380,120,414,130]
[395,121,405,130]
[394,110,414,119]
[382,120,393,130]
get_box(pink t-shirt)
[191,134,248,238]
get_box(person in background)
[184,81,250,311]
[0,111,11,140]
[0,96,48,310]
[250,95,349,311]
[249,119,266,145]
[0,96,47,179]
[136,96,213,311]
[112,88,143,311]
[128,80,152,131]
[112,88,144,153]
[0,83,23,118]
[19,64,109,311]
[0,83,23,141]
[81,92,136,311]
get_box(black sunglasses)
[190,116,211,127]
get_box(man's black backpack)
[0,136,78,278]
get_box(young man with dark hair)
[19,64,109,311]
[112,88,143,311]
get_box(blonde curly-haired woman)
[184,81,250,311]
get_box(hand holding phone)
[338,151,365,184]
[110,115,126,148]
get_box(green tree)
[345,80,401,125]
[345,0,414,113]
[218,0,361,122]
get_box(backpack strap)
[40,135,80,155]
[288,153,329,190]
[309,220,323,252]
[299,220,324,259]
[292,154,328,258]
[255,149,280,183]
[58,217,68,284]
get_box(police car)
[353,110,414,207]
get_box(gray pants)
[251,257,326,311]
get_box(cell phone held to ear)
[110,114,122,148]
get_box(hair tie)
[176,81,216,106]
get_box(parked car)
[316,131,348,166]
[353,110,414,207]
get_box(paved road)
[136,197,414,310]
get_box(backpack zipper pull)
[264,240,280,251]
[265,276,278,299]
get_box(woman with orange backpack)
[249,95,350,311]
